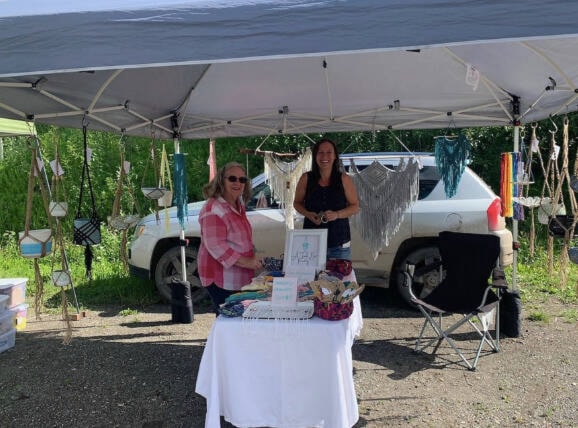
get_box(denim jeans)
[326,242,351,260]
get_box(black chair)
[402,231,509,370]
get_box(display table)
[195,297,363,428]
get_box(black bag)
[74,124,101,246]
[171,278,194,324]
[500,289,522,338]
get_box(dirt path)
[0,289,576,427]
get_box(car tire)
[154,246,207,304]
[395,245,443,307]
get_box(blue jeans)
[326,242,351,260]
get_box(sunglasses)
[226,175,248,184]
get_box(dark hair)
[310,138,342,187]
[202,161,252,203]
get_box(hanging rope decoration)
[350,158,419,259]
[51,217,73,344]
[434,134,471,198]
[264,148,312,229]
[73,124,101,280]
[158,144,173,232]
[173,153,188,230]
[19,141,53,318]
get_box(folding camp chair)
[402,231,509,371]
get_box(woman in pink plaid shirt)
[198,162,263,314]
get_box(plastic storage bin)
[0,294,9,312]
[0,328,16,354]
[0,278,27,308]
[10,303,29,331]
[0,309,16,335]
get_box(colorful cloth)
[198,196,255,290]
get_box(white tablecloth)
[195,297,363,428]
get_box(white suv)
[128,152,513,307]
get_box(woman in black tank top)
[293,138,360,260]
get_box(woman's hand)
[324,210,341,222]
[308,212,322,225]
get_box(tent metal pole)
[512,125,519,289]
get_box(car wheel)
[154,246,207,304]
[396,246,443,307]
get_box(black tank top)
[303,171,351,248]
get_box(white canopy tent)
[1,0,578,139]
[3,0,578,290]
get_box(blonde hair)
[202,161,252,203]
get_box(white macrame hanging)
[350,158,420,259]
[264,148,312,229]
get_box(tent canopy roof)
[2,1,578,139]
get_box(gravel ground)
[0,288,576,428]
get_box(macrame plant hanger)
[518,123,541,256]
[49,135,81,327]
[537,119,565,274]
[141,129,168,224]
[109,134,141,270]
[19,138,53,319]
[157,143,173,231]
[547,117,577,287]
[73,122,101,280]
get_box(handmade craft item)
[350,158,419,258]
[264,148,312,229]
[434,134,471,198]
[73,124,101,279]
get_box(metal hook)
[549,116,558,134]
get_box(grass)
[0,228,160,313]
[1,228,576,318]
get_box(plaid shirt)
[198,196,255,290]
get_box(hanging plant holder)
[19,229,53,258]
[141,186,167,200]
[109,139,141,231]
[49,201,68,218]
[19,145,53,258]
[51,269,72,287]
[141,132,167,200]
[49,142,68,218]
[157,143,173,208]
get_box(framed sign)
[283,229,327,273]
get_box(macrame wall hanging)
[434,134,471,198]
[350,158,419,259]
[264,147,312,229]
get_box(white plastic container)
[0,328,16,354]
[0,309,16,335]
[0,278,27,308]
[10,304,29,331]
[0,294,9,312]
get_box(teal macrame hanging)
[434,134,471,198]
[173,153,188,230]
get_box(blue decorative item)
[434,134,471,199]
[173,153,188,230]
